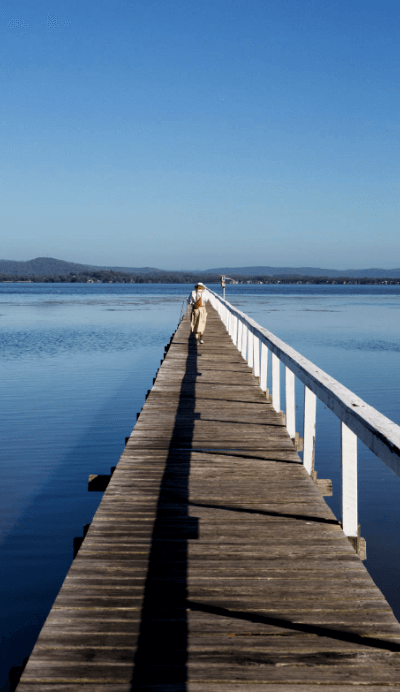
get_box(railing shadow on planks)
[198,286,400,557]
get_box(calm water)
[1,283,400,689]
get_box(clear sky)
[1,0,399,270]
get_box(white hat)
[195,282,205,288]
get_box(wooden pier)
[17,304,400,690]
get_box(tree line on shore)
[0,270,222,284]
[1,269,400,285]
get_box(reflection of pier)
[17,293,400,689]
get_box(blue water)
[1,283,400,689]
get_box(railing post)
[260,342,268,393]
[341,422,358,539]
[227,309,232,338]
[303,386,316,475]
[285,367,295,439]
[233,315,238,345]
[248,328,254,368]
[241,323,248,359]
[237,319,242,351]
[271,353,280,412]
[253,334,260,378]
[223,305,227,328]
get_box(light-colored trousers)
[191,306,207,336]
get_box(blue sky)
[1,0,399,270]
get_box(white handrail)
[205,286,400,542]
[179,297,188,322]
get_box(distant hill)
[0,257,168,277]
[1,257,400,280]
[204,266,400,279]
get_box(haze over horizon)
[1,1,399,270]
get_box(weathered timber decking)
[17,304,400,690]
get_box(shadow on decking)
[189,500,338,525]
[131,330,199,690]
[187,601,400,653]
[194,417,288,428]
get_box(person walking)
[189,282,208,343]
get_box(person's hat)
[195,282,205,288]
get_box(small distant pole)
[220,275,226,300]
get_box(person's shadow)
[131,330,199,689]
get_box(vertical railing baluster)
[248,328,254,368]
[241,322,248,359]
[237,319,243,352]
[229,311,234,339]
[271,353,280,412]
[233,315,238,345]
[285,367,295,439]
[260,342,268,393]
[253,334,260,379]
[303,386,316,475]
[341,422,358,539]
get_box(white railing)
[206,287,400,545]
